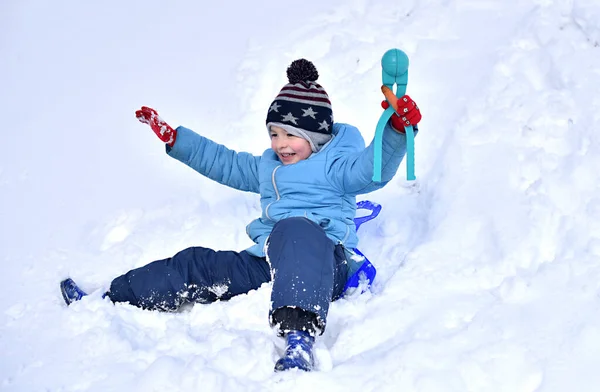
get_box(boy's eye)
[270,134,277,138]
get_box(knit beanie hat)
[266,59,333,153]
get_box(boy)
[61,59,421,372]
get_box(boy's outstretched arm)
[136,107,260,193]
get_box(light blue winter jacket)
[167,122,411,257]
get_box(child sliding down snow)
[61,59,421,372]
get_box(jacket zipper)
[265,165,281,220]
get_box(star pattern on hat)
[269,102,281,113]
[281,112,299,125]
[301,107,318,119]
[318,120,330,131]
[266,76,334,142]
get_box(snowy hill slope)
[2,0,600,391]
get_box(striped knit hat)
[266,59,333,152]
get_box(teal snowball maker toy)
[373,49,416,181]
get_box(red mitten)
[381,95,422,133]
[135,106,177,147]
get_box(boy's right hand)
[381,95,421,133]
[135,106,177,147]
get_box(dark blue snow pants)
[107,217,348,335]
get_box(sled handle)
[354,200,382,231]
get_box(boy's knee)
[269,217,332,255]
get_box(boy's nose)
[276,139,287,149]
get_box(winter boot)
[60,278,88,305]
[274,330,315,372]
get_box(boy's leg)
[267,217,348,335]
[106,247,271,311]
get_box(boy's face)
[270,126,312,165]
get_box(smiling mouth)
[280,153,295,158]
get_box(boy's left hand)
[381,95,422,132]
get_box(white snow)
[2,0,600,391]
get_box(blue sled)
[342,200,381,296]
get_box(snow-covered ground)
[2,0,600,391]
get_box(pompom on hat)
[266,59,333,153]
